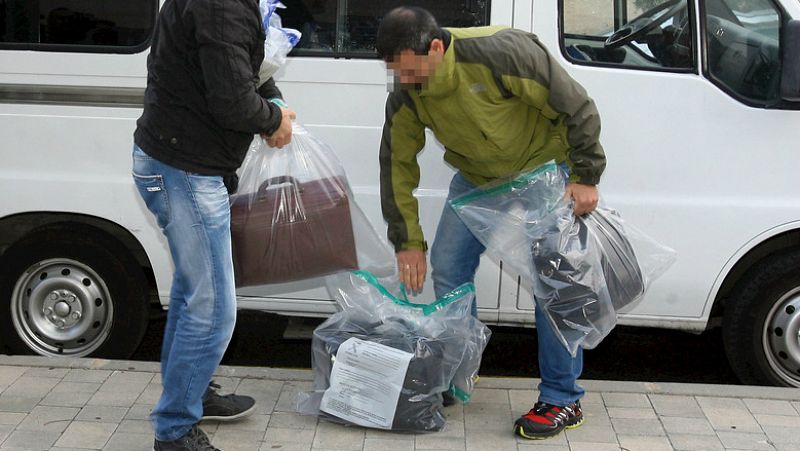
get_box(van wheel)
[723,250,800,387]
[0,226,149,358]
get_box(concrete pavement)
[1,355,799,451]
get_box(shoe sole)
[200,403,257,422]
[514,417,584,440]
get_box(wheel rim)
[10,258,114,357]
[763,287,800,386]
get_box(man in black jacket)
[132,1,295,449]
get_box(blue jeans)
[430,172,584,406]
[132,144,237,441]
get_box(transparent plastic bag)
[230,124,394,287]
[325,271,491,404]
[450,161,676,356]
[258,0,301,83]
[296,271,489,431]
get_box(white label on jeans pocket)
[146,186,162,192]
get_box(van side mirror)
[781,20,800,102]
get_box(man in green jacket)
[376,7,606,440]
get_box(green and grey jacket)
[380,26,606,252]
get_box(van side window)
[0,0,157,53]
[560,0,696,71]
[703,0,782,105]
[278,0,491,58]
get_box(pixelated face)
[386,50,438,90]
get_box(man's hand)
[261,107,296,148]
[396,249,426,295]
[565,183,599,216]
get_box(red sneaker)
[514,401,584,439]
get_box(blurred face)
[386,39,444,90]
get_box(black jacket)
[134,0,283,178]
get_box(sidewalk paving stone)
[1,356,800,451]
[609,417,665,436]
[3,377,59,399]
[668,433,725,450]
[115,419,151,434]
[465,428,518,450]
[414,434,465,450]
[0,397,41,414]
[601,393,651,409]
[75,405,129,423]
[760,424,800,445]
[517,444,570,451]
[0,414,24,427]
[753,413,800,428]
[312,421,365,450]
[618,435,673,451]
[568,442,621,451]
[1,429,61,450]
[16,406,78,433]
[364,437,415,451]
[0,368,25,390]
[696,398,763,434]
[742,399,797,416]
[648,395,705,418]
[606,407,657,420]
[53,421,116,449]
[565,425,617,444]
[661,416,716,435]
[21,368,68,380]
[102,431,153,451]
[264,426,315,445]
[580,403,612,426]
[715,431,773,450]
[0,425,11,446]
[62,369,111,384]
[210,428,264,450]
[124,404,152,421]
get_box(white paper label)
[320,337,414,429]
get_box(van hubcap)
[11,258,113,357]
[763,288,800,386]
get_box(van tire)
[722,249,800,387]
[0,225,149,359]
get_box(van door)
[501,0,800,335]
[237,0,513,322]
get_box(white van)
[1,0,799,387]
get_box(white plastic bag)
[450,161,676,356]
[230,124,394,287]
[258,0,301,84]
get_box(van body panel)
[527,0,800,326]
[2,1,800,377]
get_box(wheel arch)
[709,225,800,324]
[0,212,159,305]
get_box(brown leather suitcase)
[230,176,358,287]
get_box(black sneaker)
[514,401,583,440]
[201,381,256,421]
[154,425,219,451]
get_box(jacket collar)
[418,29,457,97]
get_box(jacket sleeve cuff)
[569,172,601,185]
[268,98,288,108]
[263,102,283,136]
[396,241,428,252]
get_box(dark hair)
[376,7,441,62]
